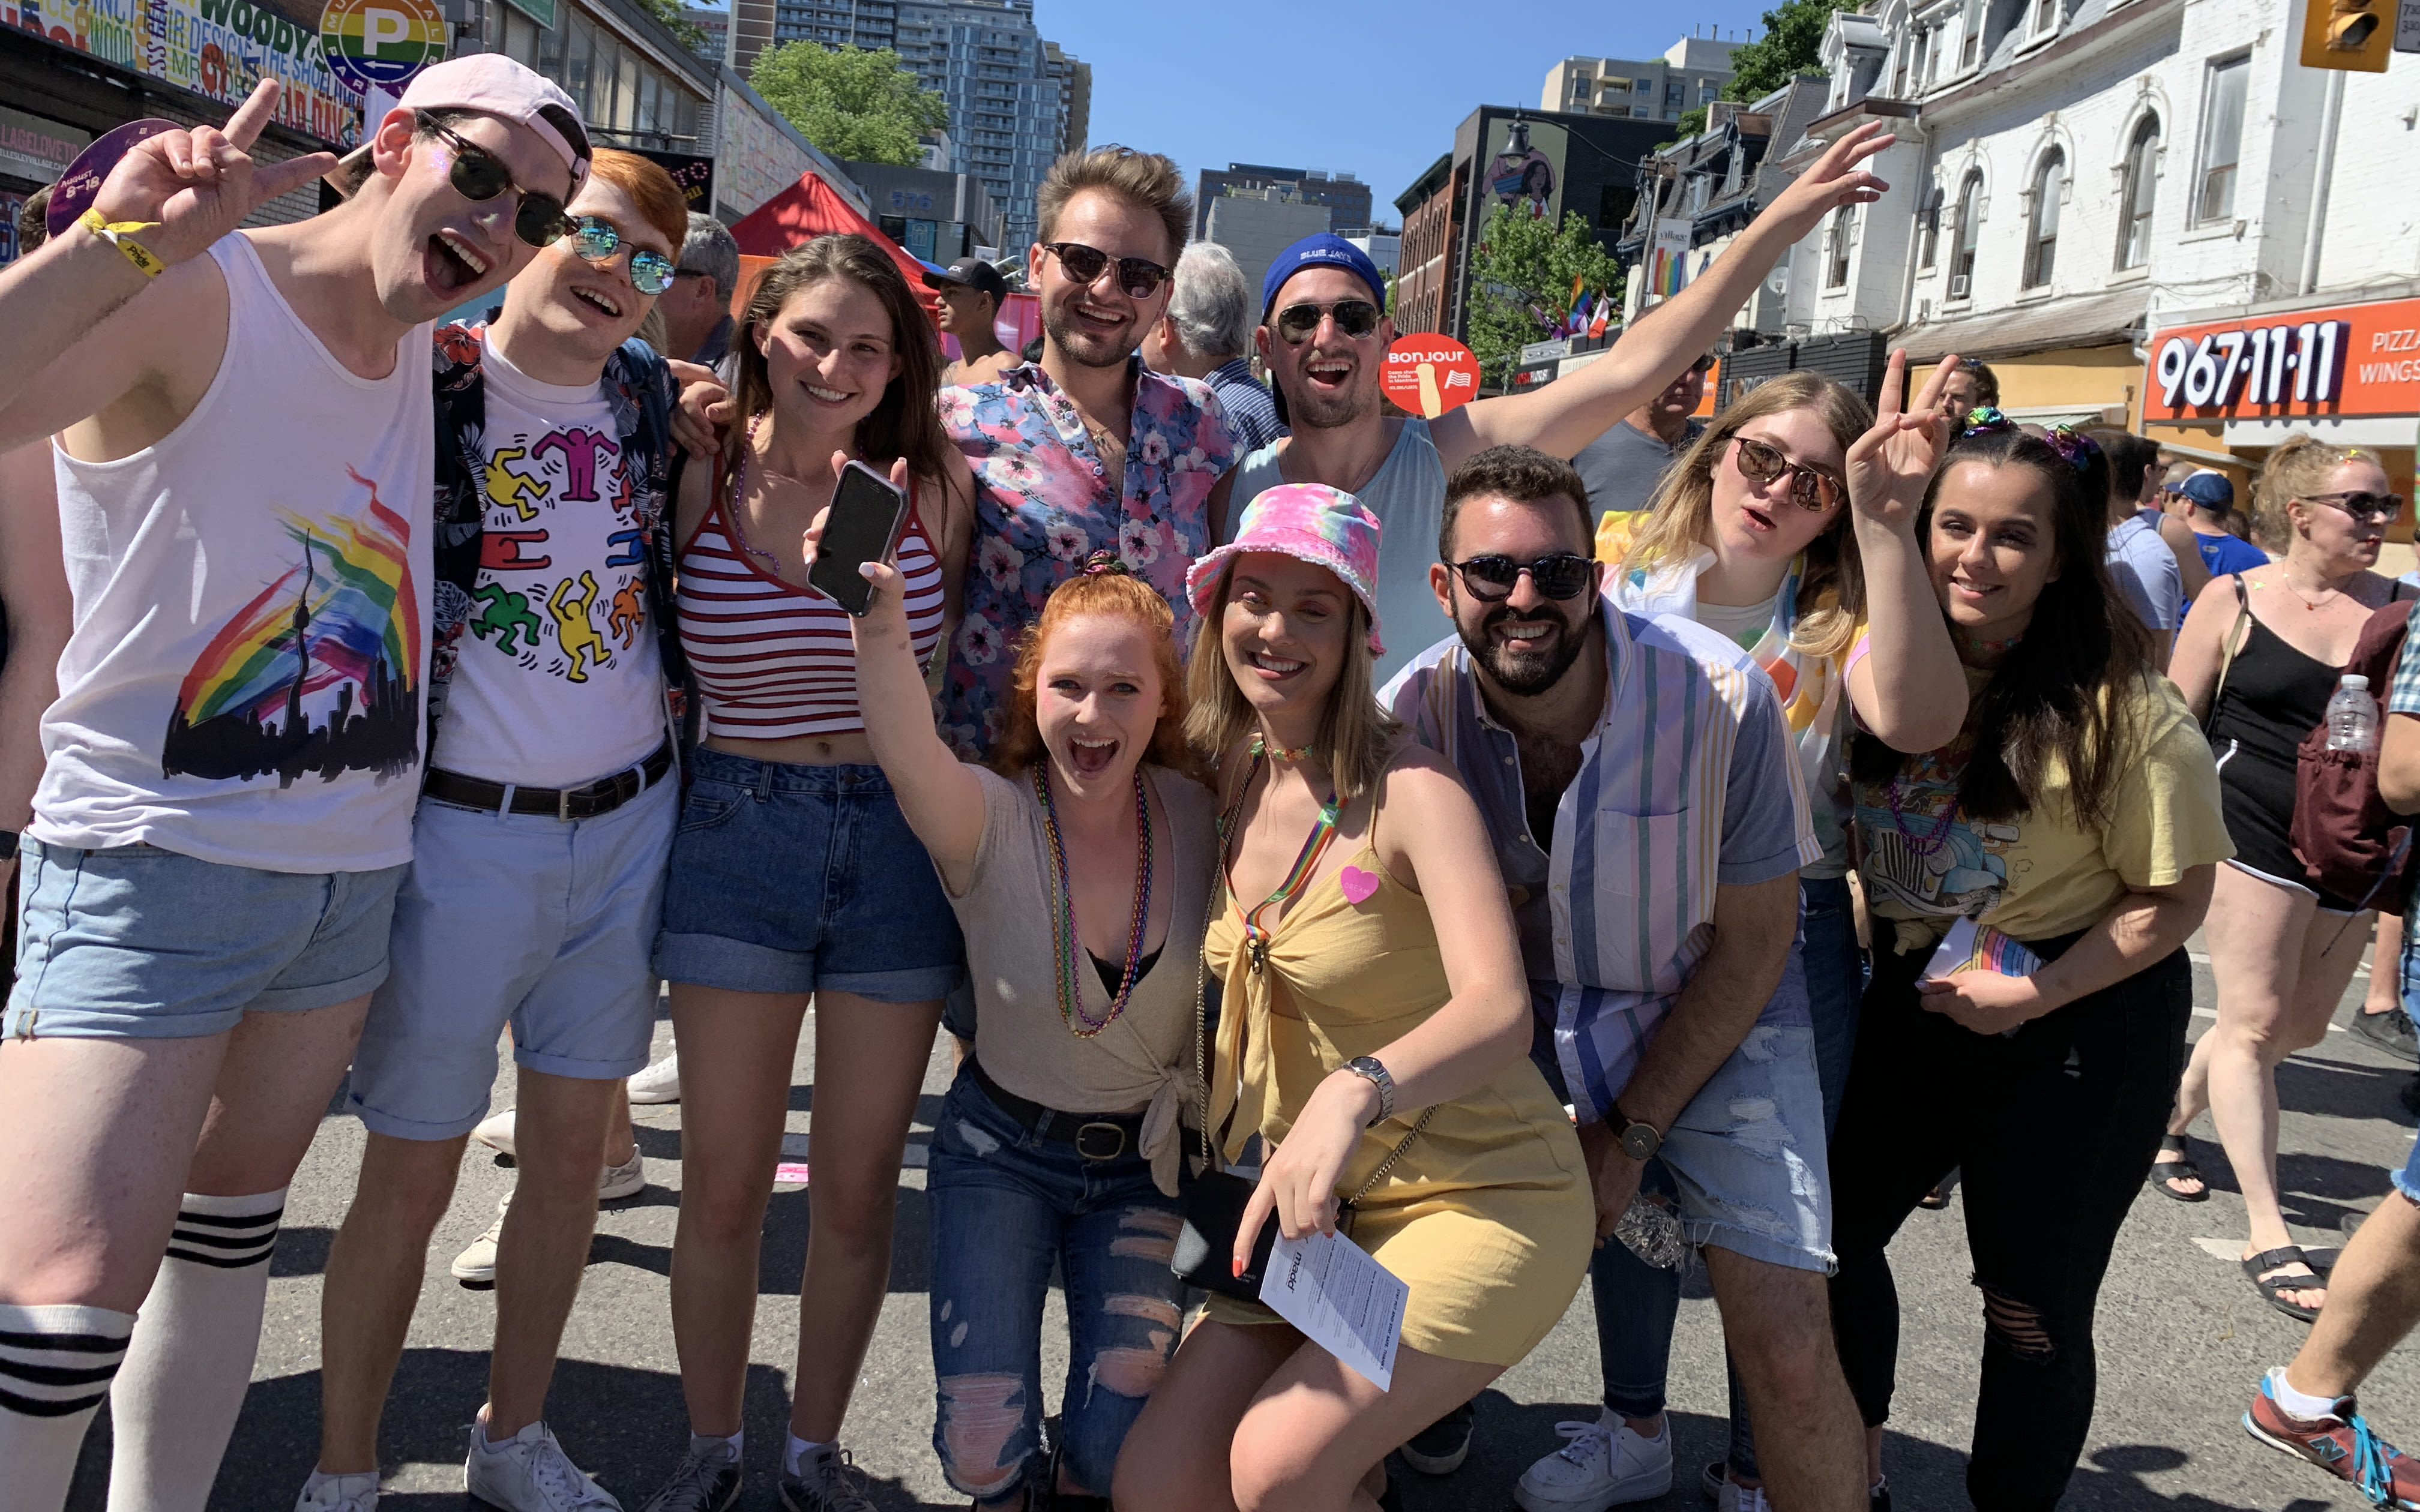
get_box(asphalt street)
[62,933,2420,1511]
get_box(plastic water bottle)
[2326,674,2377,754]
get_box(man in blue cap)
[1230,123,1889,688]
[2167,468,2269,577]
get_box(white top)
[1693,592,1781,651]
[427,335,665,787]
[34,234,435,872]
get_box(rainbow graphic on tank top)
[163,467,422,788]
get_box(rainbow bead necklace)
[1033,763,1154,1037]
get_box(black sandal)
[2242,1245,2327,1322]
[2148,1133,2211,1203]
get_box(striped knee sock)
[104,1190,285,1512]
[0,1301,135,1512]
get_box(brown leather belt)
[423,740,675,821]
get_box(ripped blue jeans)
[925,1069,1187,1506]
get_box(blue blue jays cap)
[1260,234,1388,320]
[2176,470,2235,512]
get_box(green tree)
[628,0,705,50]
[1461,204,1625,388]
[750,43,949,166]
[1667,0,1858,142]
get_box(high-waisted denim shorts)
[652,748,965,1002]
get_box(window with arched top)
[2023,149,2063,289]
[1949,170,1983,296]
[2116,115,2160,270]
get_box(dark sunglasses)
[1041,241,1169,298]
[2304,490,2406,524]
[1728,434,1843,512]
[423,117,568,249]
[1274,299,1381,344]
[567,216,675,295]
[1447,553,1595,602]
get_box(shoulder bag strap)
[2203,574,2251,737]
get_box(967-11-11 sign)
[2142,298,2420,423]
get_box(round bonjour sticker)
[1381,335,1482,420]
[319,0,447,98]
[46,120,182,240]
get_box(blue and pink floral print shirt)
[938,358,1235,758]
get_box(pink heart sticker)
[1338,865,1380,905]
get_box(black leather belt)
[968,1057,1146,1162]
[423,740,675,821]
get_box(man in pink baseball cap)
[0,59,588,1512]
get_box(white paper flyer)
[1257,1226,1410,1390]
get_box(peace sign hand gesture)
[1761,119,1895,242]
[91,80,337,269]
[1846,350,1959,533]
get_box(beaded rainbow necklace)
[1032,763,1154,1037]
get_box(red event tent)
[730,171,940,319]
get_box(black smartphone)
[807,460,909,617]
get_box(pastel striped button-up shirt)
[1384,596,1819,1123]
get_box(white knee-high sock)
[104,1189,285,1512]
[0,1301,135,1512]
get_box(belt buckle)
[1074,1122,1127,1162]
[557,787,574,822]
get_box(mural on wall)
[4,0,363,147]
[1484,117,1566,223]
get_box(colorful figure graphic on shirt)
[1852,737,2015,917]
[533,427,616,502]
[607,578,645,649]
[469,583,543,656]
[485,447,547,523]
[608,457,635,520]
[549,571,609,683]
[163,469,421,787]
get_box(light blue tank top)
[1229,419,1449,687]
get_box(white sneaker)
[627,1055,681,1103]
[474,1109,519,1159]
[465,1416,624,1510]
[599,1148,646,1201]
[452,1195,510,1285]
[1514,1408,1674,1512]
[295,1469,379,1511]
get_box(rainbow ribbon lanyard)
[1220,751,1343,975]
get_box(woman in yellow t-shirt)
[1829,413,2232,1512]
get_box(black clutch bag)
[1172,1163,1277,1301]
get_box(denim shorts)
[347,781,675,1141]
[2397,1130,2420,1207]
[8,838,405,1040]
[652,749,964,1001]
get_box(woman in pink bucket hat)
[1116,483,1592,1511]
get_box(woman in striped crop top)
[639,234,978,1506]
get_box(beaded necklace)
[1033,763,1154,1037]
[1249,730,1314,763]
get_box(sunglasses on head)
[1274,299,1381,344]
[2304,490,2406,524]
[1041,241,1169,298]
[422,116,568,249]
[566,216,675,295]
[1727,434,1843,513]
[1446,553,1595,602]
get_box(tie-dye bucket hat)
[1184,483,1385,656]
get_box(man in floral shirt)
[938,145,1237,758]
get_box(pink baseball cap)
[1185,483,1386,656]
[396,56,589,184]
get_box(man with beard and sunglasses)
[1384,447,1866,1512]
[933,144,1237,760]
[1233,124,1895,686]
[0,59,588,1512]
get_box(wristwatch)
[1342,1055,1395,1126]
[1611,1104,1664,1161]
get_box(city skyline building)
[1192,163,1376,239]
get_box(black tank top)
[2207,615,2340,772]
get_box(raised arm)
[1844,350,1968,752]
[1431,122,1896,471]
[0,80,329,454]
[1238,750,1532,1253]
[816,454,987,888]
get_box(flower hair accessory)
[2041,424,2101,472]
[1080,550,1130,577]
[1958,406,2014,437]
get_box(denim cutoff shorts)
[652,748,964,1001]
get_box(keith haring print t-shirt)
[34,233,433,873]
[426,338,664,788]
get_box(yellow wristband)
[79,208,166,279]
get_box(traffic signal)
[2301,0,2394,71]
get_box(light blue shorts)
[346,779,675,1141]
[8,839,405,1040]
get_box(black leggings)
[1826,929,2190,1512]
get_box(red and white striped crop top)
[676,457,947,739]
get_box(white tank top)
[32,234,436,873]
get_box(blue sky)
[1055,0,1787,217]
